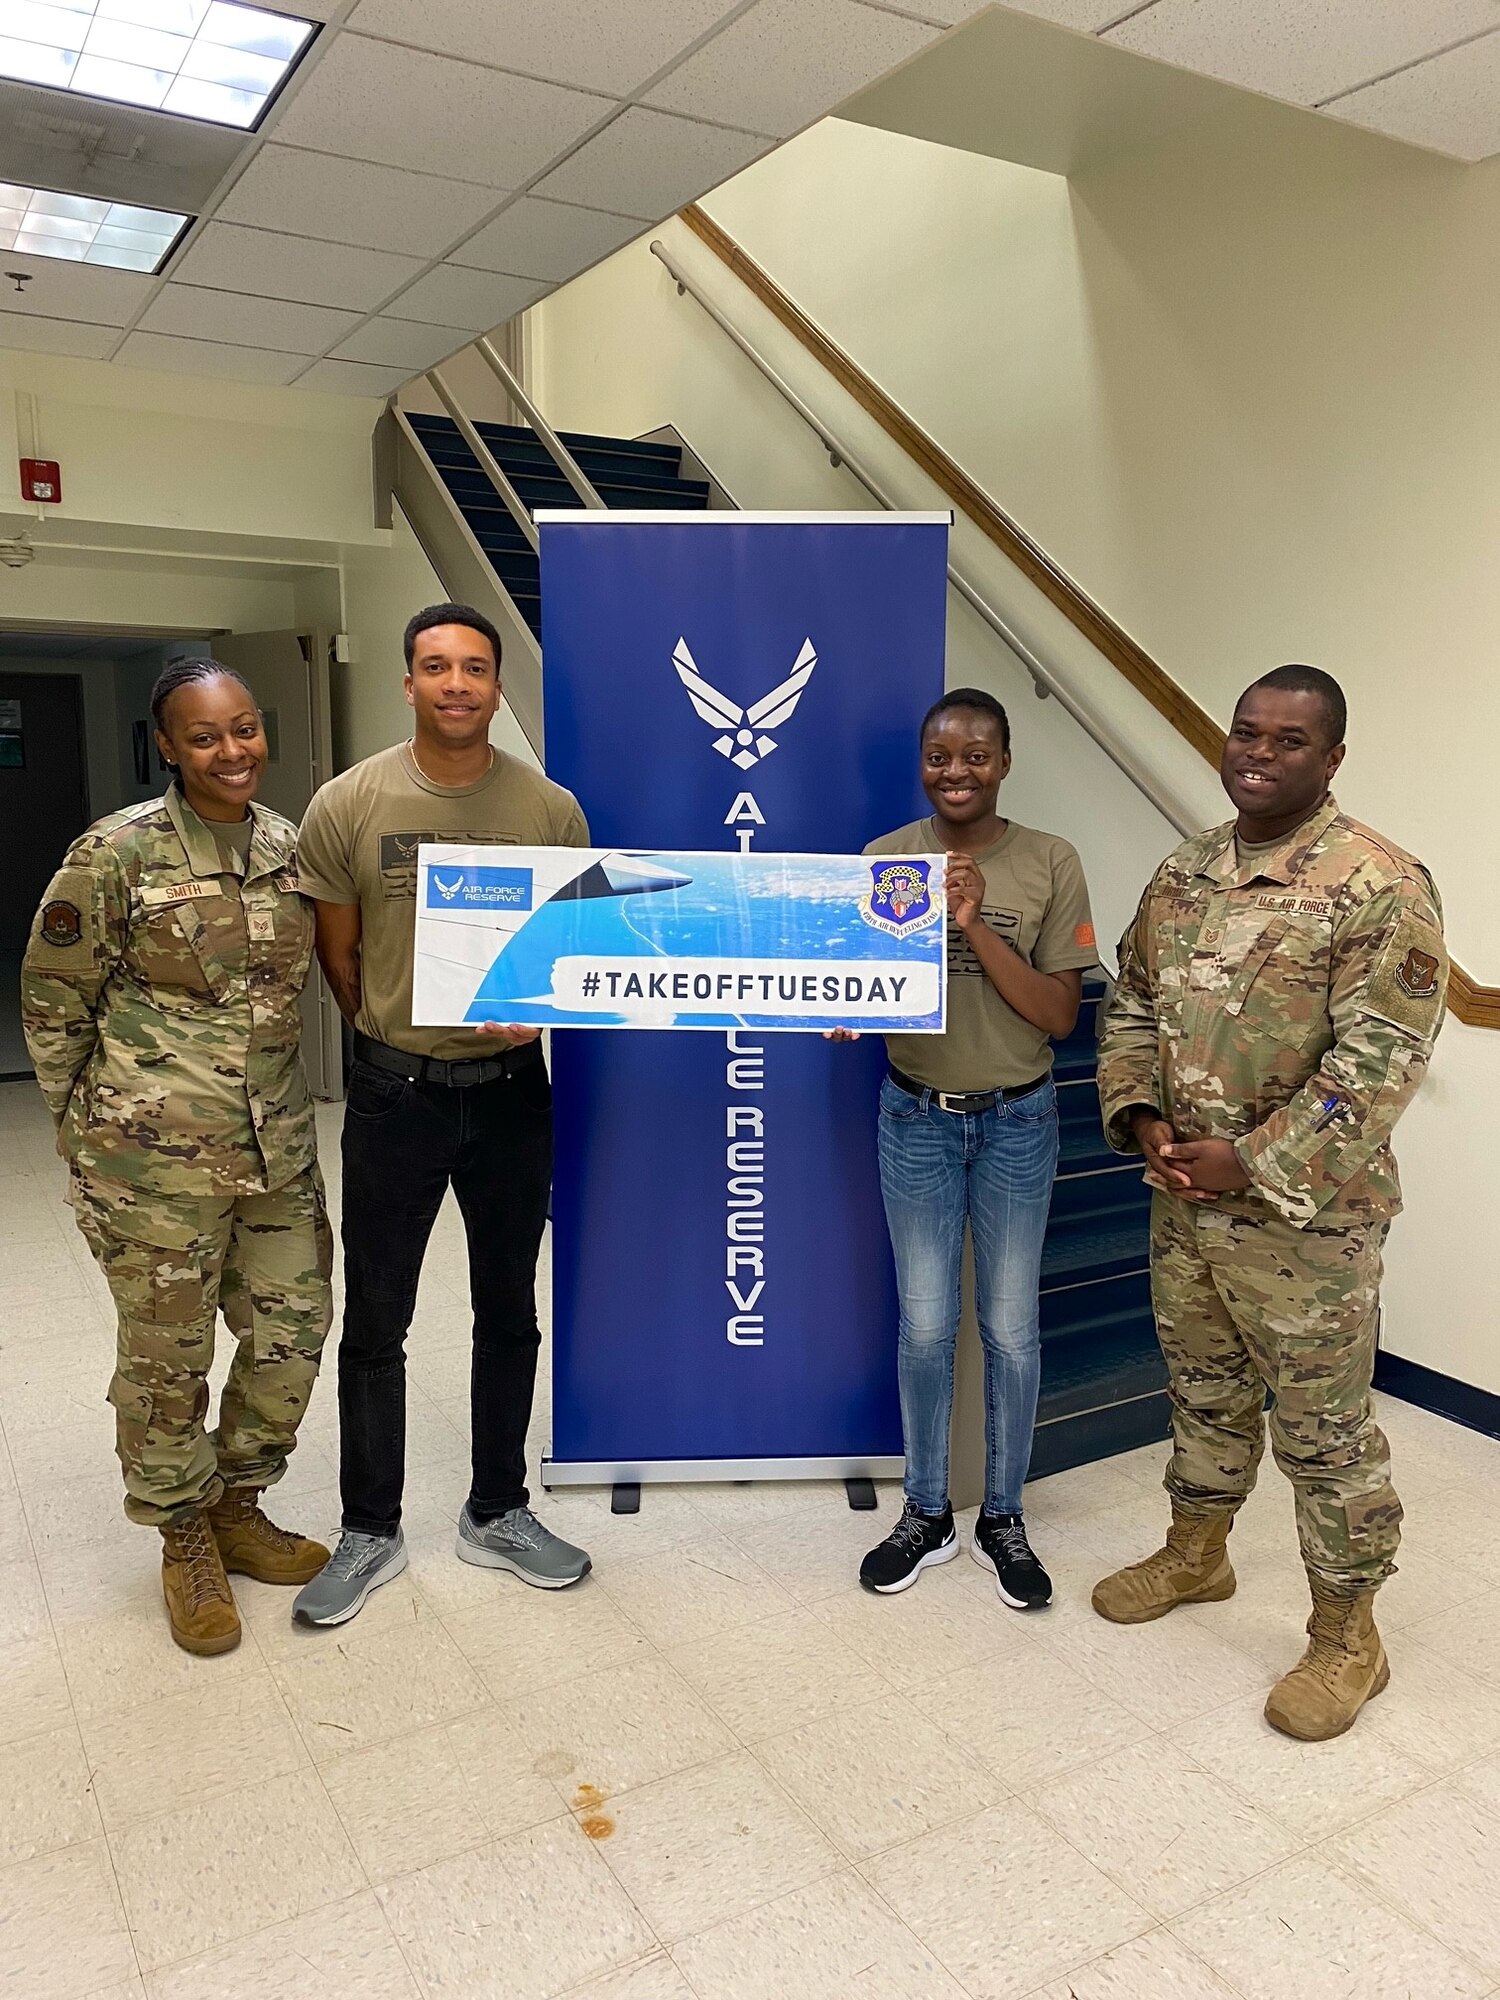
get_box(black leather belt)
[887,1063,1050,1115]
[353,1030,542,1090]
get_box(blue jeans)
[877,1073,1059,1517]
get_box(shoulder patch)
[1365,912,1447,1037]
[40,900,83,947]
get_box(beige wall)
[2,351,385,550]
[695,114,1499,976]
[529,112,1499,1394]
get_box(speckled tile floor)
[3,1083,1499,2000]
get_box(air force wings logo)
[673,636,816,769]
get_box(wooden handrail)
[677,202,1499,1032]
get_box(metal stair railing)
[648,234,1193,841]
[471,336,607,512]
[423,368,539,554]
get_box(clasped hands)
[1129,1108,1252,1201]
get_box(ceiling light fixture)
[0,1,316,130]
[0,180,190,271]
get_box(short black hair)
[1238,664,1346,747]
[150,657,255,734]
[920,687,1011,754]
[403,602,502,672]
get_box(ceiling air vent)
[0,78,244,212]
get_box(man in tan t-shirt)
[291,602,593,1625]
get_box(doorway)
[0,671,90,1076]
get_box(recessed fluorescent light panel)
[0,181,190,271]
[0,1,316,129]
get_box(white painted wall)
[527,117,1499,1394]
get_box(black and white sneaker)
[860,1501,958,1594]
[972,1512,1052,1609]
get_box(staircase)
[403,414,711,641]
[1033,980,1166,1477]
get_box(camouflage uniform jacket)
[1098,795,1447,1227]
[22,784,317,1197]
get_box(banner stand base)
[543,1455,903,1497]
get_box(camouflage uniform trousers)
[72,1165,333,1527]
[1149,1190,1401,1592]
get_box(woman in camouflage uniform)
[23,660,333,1655]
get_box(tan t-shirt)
[867,817,1097,1092]
[296,742,589,1060]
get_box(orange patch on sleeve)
[1074,922,1097,949]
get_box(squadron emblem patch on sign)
[861,860,940,937]
[40,900,82,948]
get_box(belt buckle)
[937,1090,964,1114]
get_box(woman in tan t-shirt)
[851,688,1097,1606]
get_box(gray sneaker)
[292,1529,408,1626]
[456,1503,590,1588]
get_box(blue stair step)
[1038,1315,1168,1421]
[1040,1269,1152,1341]
[411,416,682,468]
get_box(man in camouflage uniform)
[24,674,332,1655]
[1094,664,1447,1740]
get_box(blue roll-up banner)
[538,510,949,1483]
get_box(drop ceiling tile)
[331,318,479,368]
[383,264,545,328]
[1106,0,1500,108]
[270,34,609,187]
[294,356,414,396]
[533,106,771,220]
[139,284,360,354]
[217,146,503,258]
[1325,26,1500,159]
[170,222,422,311]
[114,332,308,385]
[451,195,642,280]
[0,312,117,359]
[0,262,152,327]
[347,0,741,95]
[648,0,938,136]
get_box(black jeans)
[337,1050,553,1535]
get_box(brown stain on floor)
[573,1781,614,1840]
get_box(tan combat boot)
[160,1513,241,1655]
[1091,1505,1237,1624]
[208,1488,330,1586]
[1264,1580,1389,1741]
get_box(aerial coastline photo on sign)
[412,845,948,1032]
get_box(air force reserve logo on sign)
[425,865,534,912]
[861,861,939,937]
[673,636,817,769]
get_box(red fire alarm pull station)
[20,459,61,504]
